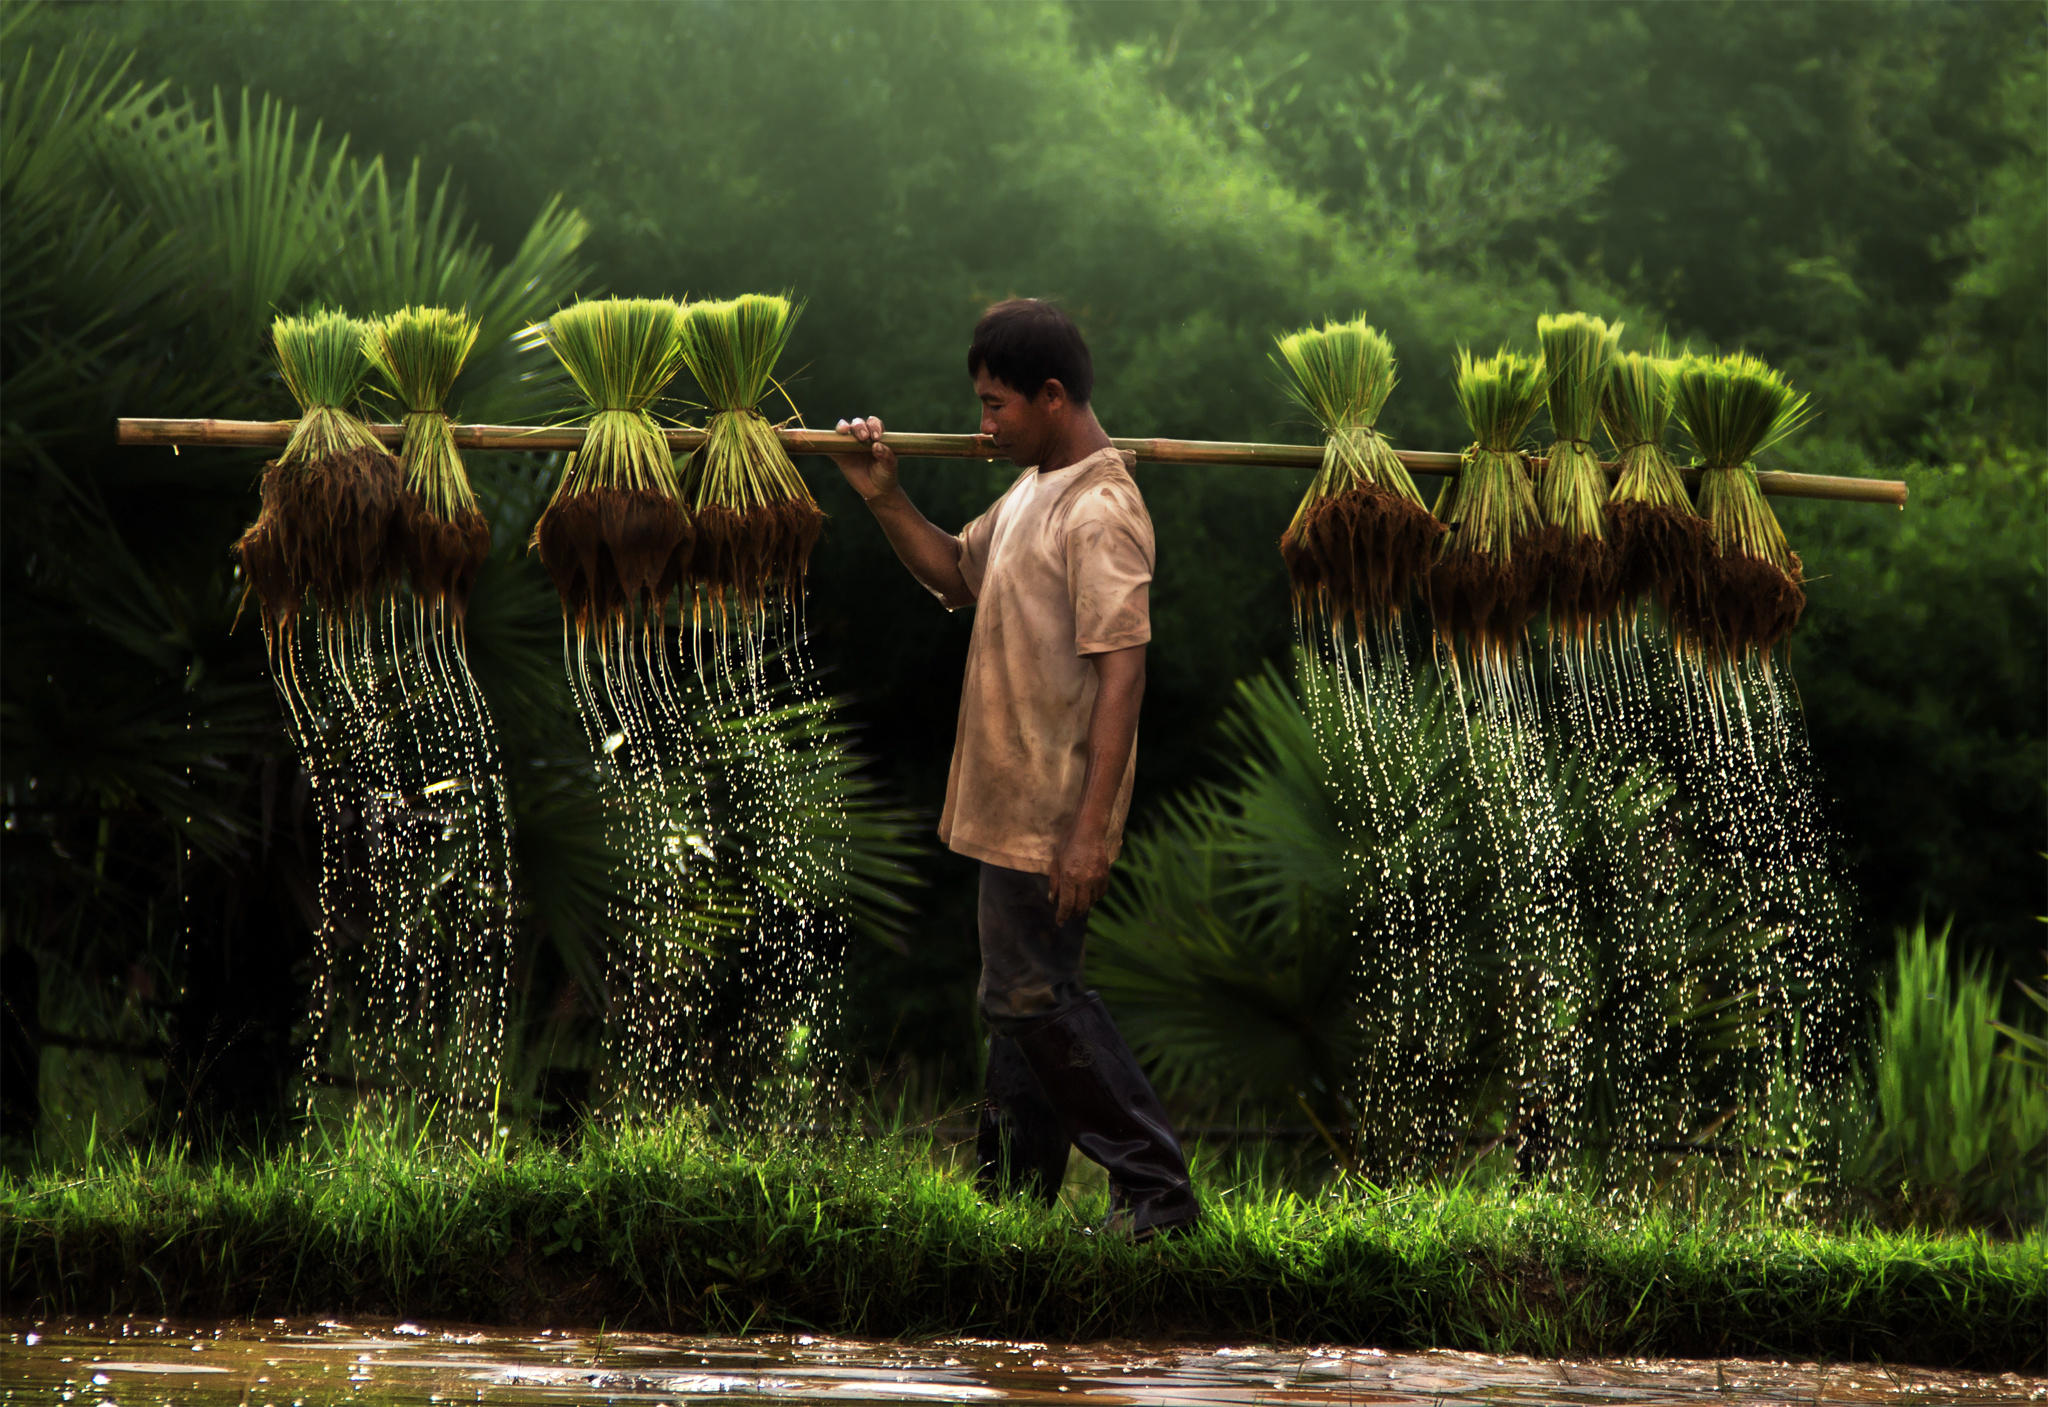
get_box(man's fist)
[832,415,900,503]
[1048,826,1113,925]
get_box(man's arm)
[831,415,973,609]
[1049,643,1145,923]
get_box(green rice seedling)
[1274,314,1442,631]
[530,296,693,629]
[676,293,822,614]
[234,309,403,639]
[1601,349,1708,620]
[364,306,491,612]
[1428,349,1548,658]
[1535,313,1622,639]
[1667,352,1814,662]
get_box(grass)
[4,1122,2041,1369]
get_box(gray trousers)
[975,861,1089,1033]
[971,860,1199,1232]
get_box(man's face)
[975,367,1057,466]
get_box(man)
[831,298,1199,1239]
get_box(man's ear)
[1034,378,1069,412]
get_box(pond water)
[2,1320,2039,1406]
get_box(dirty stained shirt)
[938,446,1154,874]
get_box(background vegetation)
[3,0,2042,1224]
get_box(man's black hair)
[966,298,1093,405]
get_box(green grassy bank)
[4,1127,2041,1370]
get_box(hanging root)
[1607,500,1710,619]
[1667,548,1804,663]
[690,499,826,614]
[399,494,492,614]
[1533,525,1621,641]
[1426,535,1544,658]
[262,446,406,612]
[1716,551,1805,658]
[1281,483,1443,630]
[234,511,299,634]
[534,486,692,627]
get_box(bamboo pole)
[114,417,1908,507]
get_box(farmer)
[830,298,1199,1239]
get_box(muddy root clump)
[1682,550,1805,661]
[399,497,493,614]
[535,487,692,627]
[234,513,299,638]
[1607,499,1711,620]
[261,446,406,614]
[688,499,826,613]
[1427,536,1545,658]
[1534,526,1622,640]
[1282,483,1443,628]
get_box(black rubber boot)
[1011,992,1199,1239]
[974,1034,1070,1206]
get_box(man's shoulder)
[966,466,1039,532]
[1058,448,1150,533]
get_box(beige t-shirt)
[937,447,1154,874]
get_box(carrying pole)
[114,418,1908,507]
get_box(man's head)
[967,298,1093,466]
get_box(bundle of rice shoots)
[1601,349,1707,619]
[1667,352,1815,660]
[1428,349,1547,656]
[530,297,693,627]
[364,306,491,612]
[1534,312,1622,637]
[1274,314,1442,629]
[677,293,822,611]
[234,309,403,634]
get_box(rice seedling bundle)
[676,293,823,611]
[531,297,693,627]
[1601,349,1707,619]
[1429,349,1548,656]
[363,306,491,612]
[1274,315,1442,630]
[1534,313,1622,637]
[234,309,403,635]
[1667,352,1814,661]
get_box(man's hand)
[831,415,900,503]
[1048,823,1113,924]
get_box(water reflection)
[3,1320,2039,1405]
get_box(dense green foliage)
[2,0,2041,1141]
[1854,921,2048,1230]
[1093,668,2048,1227]
[4,1122,2042,1367]
[1092,662,1767,1145]
[0,23,916,1148]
